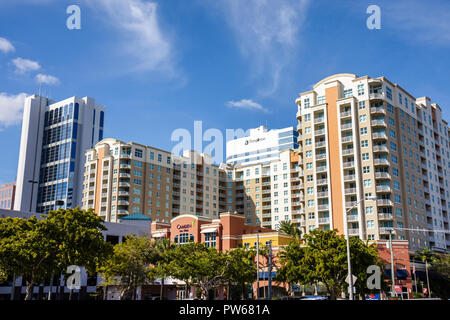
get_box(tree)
[0,208,112,300]
[168,242,228,300]
[152,238,174,300]
[429,253,450,299]
[99,234,155,300]
[275,240,307,296]
[348,237,385,299]
[278,220,301,240]
[224,247,257,299]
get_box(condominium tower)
[295,73,449,252]
[14,95,105,213]
[82,138,229,222]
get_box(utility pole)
[268,240,272,300]
[388,228,396,298]
[425,259,431,298]
[256,231,260,300]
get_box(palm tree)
[278,220,302,240]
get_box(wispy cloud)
[85,0,175,75]
[226,99,269,113]
[12,57,41,74]
[383,0,450,46]
[0,37,14,53]
[0,92,27,129]
[214,0,310,95]
[36,73,60,85]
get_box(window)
[364,179,371,187]
[357,84,364,96]
[358,101,366,109]
[363,166,370,173]
[174,233,194,245]
[343,89,353,98]
[304,98,310,109]
[360,115,367,122]
[360,127,368,135]
[204,232,217,248]
[366,206,374,214]
[367,220,374,229]
[134,148,143,158]
[361,140,369,148]
[362,153,369,160]
[386,87,392,100]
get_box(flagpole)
[412,261,417,293]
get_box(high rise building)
[226,126,299,166]
[0,182,16,210]
[295,73,450,252]
[82,138,229,222]
[14,95,105,213]
[225,149,303,229]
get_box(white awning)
[200,228,218,234]
[152,233,166,238]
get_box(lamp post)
[345,195,377,300]
[388,228,396,298]
[256,230,260,300]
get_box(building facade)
[82,138,229,223]
[0,182,15,210]
[295,73,450,252]
[226,126,299,166]
[14,95,105,213]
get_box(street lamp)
[256,230,260,300]
[387,228,396,298]
[345,195,377,300]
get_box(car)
[298,295,329,300]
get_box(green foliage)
[168,242,228,300]
[278,220,301,240]
[0,208,112,300]
[276,229,383,300]
[99,234,155,300]
[224,247,257,299]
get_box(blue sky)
[0,0,449,185]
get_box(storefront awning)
[200,228,218,234]
[152,233,166,238]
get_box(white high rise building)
[226,126,299,166]
[14,95,105,213]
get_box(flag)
[412,263,415,274]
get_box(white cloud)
[36,73,60,85]
[0,37,15,53]
[12,57,41,74]
[226,99,269,113]
[214,0,310,95]
[0,93,27,129]
[86,0,174,74]
[384,0,450,46]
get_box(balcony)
[372,132,387,140]
[371,119,387,127]
[315,141,327,148]
[379,227,393,235]
[373,145,389,153]
[318,217,330,224]
[345,188,356,195]
[119,173,130,178]
[342,148,354,156]
[291,201,302,206]
[376,185,391,193]
[316,166,327,173]
[118,182,130,187]
[341,136,353,143]
[370,107,385,114]
[377,199,393,206]
[373,158,389,166]
[318,204,329,211]
[348,228,360,236]
[119,164,131,169]
[316,153,327,160]
[345,201,358,208]
[343,161,355,169]
[347,214,359,222]
[340,111,352,118]
[314,117,325,124]
[369,92,385,100]
[315,129,326,136]
[291,184,303,190]
[375,172,391,179]
[317,191,328,198]
[118,191,128,196]
[118,200,129,206]
[317,178,328,185]
[341,123,352,131]
[378,213,393,220]
[344,175,355,182]
[117,210,129,215]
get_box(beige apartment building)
[225,149,303,230]
[82,138,228,223]
[295,73,450,252]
